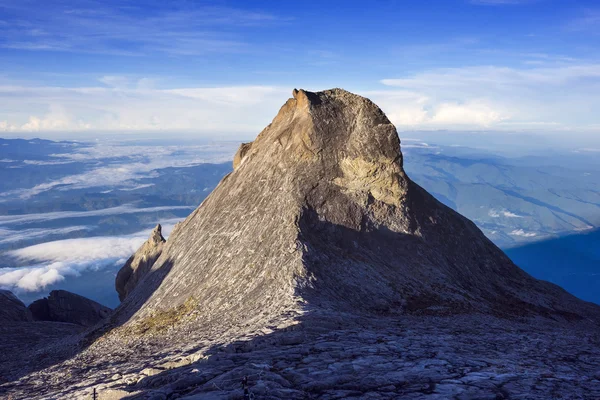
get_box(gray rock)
[3,89,600,400]
[111,88,600,339]
[0,290,32,322]
[115,224,165,302]
[28,289,112,327]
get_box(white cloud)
[1,142,236,199]
[502,211,523,218]
[0,226,92,245]
[98,75,130,89]
[0,219,182,292]
[22,159,76,166]
[378,63,600,131]
[430,101,506,127]
[488,210,500,218]
[510,229,537,237]
[20,104,91,132]
[488,209,524,218]
[0,204,192,225]
[0,120,18,131]
[0,84,289,134]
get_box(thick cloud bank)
[0,220,179,293]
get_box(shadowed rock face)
[28,290,112,327]
[115,88,600,332]
[0,290,32,322]
[115,224,165,302]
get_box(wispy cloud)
[0,1,283,56]
[0,83,289,134]
[489,209,524,218]
[510,229,537,237]
[565,9,600,32]
[0,204,192,225]
[0,141,236,199]
[0,226,92,245]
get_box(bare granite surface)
[2,89,600,399]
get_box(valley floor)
[2,313,599,400]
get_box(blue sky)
[0,0,599,138]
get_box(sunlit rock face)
[114,88,600,332]
[115,224,166,302]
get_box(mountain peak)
[234,88,406,207]
[110,88,599,337]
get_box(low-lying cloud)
[0,204,192,226]
[510,229,537,237]
[0,226,92,245]
[1,142,236,199]
[488,209,524,218]
[0,220,181,293]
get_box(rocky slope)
[115,224,166,301]
[28,290,112,327]
[0,289,32,322]
[2,89,600,399]
[114,88,599,331]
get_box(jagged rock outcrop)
[115,224,165,301]
[0,290,32,322]
[28,290,112,327]
[114,88,600,332]
[233,142,252,170]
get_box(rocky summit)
[2,89,600,400]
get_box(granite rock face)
[3,89,600,399]
[28,290,112,327]
[114,88,600,332]
[0,290,32,322]
[115,224,166,302]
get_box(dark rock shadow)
[0,258,175,389]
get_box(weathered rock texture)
[115,88,600,331]
[0,290,32,322]
[28,290,112,327]
[2,89,600,400]
[115,224,165,301]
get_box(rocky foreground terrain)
[1,89,599,399]
[2,312,599,399]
